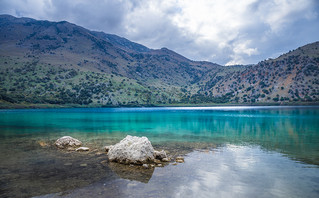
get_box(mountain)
[0,15,318,107]
[199,42,319,103]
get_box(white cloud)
[253,0,313,32]
[0,0,318,65]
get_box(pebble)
[64,163,72,166]
[175,156,184,163]
[38,141,48,147]
[80,163,87,167]
[154,159,161,164]
[162,157,170,162]
[142,164,149,169]
[76,147,90,152]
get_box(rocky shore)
[55,135,185,169]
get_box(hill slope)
[200,42,319,104]
[0,15,318,107]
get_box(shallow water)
[0,106,319,197]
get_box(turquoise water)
[0,106,319,197]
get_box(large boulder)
[55,136,82,149]
[107,135,155,164]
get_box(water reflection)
[39,145,319,198]
[171,146,319,198]
[108,162,154,183]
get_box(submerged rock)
[55,136,82,149]
[107,135,155,164]
[76,147,90,152]
[38,141,48,147]
[100,160,108,166]
[64,163,72,166]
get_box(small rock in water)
[157,164,163,167]
[38,141,48,147]
[142,164,150,169]
[154,150,167,160]
[76,147,90,152]
[176,156,184,163]
[80,163,87,167]
[161,158,170,162]
[55,136,82,149]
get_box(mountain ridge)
[0,15,318,107]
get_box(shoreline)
[0,101,318,109]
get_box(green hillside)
[0,15,318,108]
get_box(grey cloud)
[47,0,130,33]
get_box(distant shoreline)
[1,101,318,109]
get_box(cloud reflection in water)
[172,145,319,198]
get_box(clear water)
[0,106,319,197]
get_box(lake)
[0,106,319,197]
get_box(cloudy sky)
[1,0,319,65]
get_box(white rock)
[107,135,155,164]
[76,147,90,151]
[55,136,82,149]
